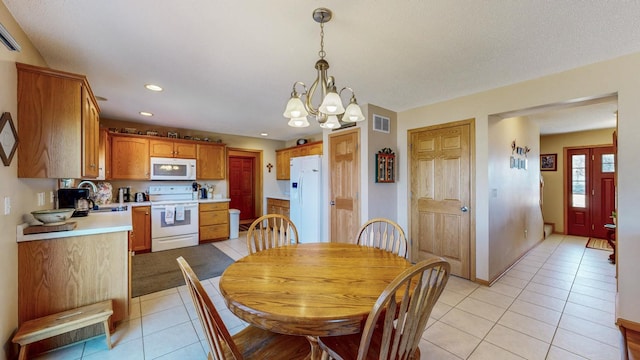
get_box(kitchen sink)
[92,205,129,213]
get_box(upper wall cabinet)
[275,141,323,180]
[110,134,150,180]
[149,139,196,159]
[16,63,100,179]
[197,143,225,180]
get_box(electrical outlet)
[37,192,45,206]
[4,197,10,215]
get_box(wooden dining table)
[219,242,413,360]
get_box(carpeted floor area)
[131,244,234,298]
[586,237,613,251]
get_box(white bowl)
[31,208,75,226]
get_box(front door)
[329,129,360,243]
[409,120,472,278]
[566,146,615,239]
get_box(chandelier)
[283,8,365,129]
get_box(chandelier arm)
[291,81,308,97]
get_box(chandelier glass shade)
[284,8,365,129]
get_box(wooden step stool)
[12,300,113,360]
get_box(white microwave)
[150,157,196,180]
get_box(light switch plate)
[4,196,10,215]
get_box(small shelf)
[375,148,395,183]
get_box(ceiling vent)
[0,22,20,52]
[373,114,390,133]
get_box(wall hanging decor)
[375,148,395,183]
[0,112,19,166]
[540,153,557,171]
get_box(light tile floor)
[34,233,620,359]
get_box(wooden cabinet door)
[149,139,175,157]
[82,86,99,178]
[98,128,111,180]
[174,142,197,158]
[276,149,290,180]
[111,135,150,179]
[197,143,225,179]
[307,142,323,155]
[130,206,151,252]
[17,64,83,178]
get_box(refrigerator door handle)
[298,173,303,208]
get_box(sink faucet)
[77,180,98,198]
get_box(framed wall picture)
[540,153,557,171]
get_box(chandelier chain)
[318,21,326,59]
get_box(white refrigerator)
[290,155,324,243]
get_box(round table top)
[219,242,412,337]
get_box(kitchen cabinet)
[267,197,290,218]
[275,141,323,180]
[149,138,196,159]
[18,232,128,354]
[199,202,229,242]
[197,143,226,180]
[16,63,100,179]
[110,134,150,179]
[97,128,111,180]
[130,206,151,253]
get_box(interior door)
[410,121,471,278]
[566,146,615,238]
[229,156,255,220]
[329,129,360,243]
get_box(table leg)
[305,336,324,360]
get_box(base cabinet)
[267,198,290,218]
[200,202,230,242]
[130,206,151,253]
[18,232,129,355]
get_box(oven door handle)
[152,203,199,210]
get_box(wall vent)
[373,114,390,133]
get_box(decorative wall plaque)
[0,112,18,166]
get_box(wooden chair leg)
[18,345,27,360]
[103,320,112,349]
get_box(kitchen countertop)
[17,210,133,242]
[198,198,231,203]
[266,195,290,201]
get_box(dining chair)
[176,256,310,359]
[318,258,450,360]
[356,218,408,258]
[246,214,299,254]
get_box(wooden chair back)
[246,214,299,254]
[177,256,242,360]
[356,218,408,258]
[319,258,450,360]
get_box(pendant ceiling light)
[283,8,365,129]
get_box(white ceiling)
[4,1,637,140]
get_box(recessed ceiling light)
[144,84,163,92]
[139,111,153,117]
[260,132,268,137]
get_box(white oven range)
[148,185,199,252]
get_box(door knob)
[330,200,335,206]
[461,206,469,212]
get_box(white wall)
[0,3,52,358]
[397,52,640,324]
[487,116,543,280]
[366,105,398,223]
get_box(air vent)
[373,114,390,133]
[0,22,20,52]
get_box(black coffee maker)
[58,188,91,217]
